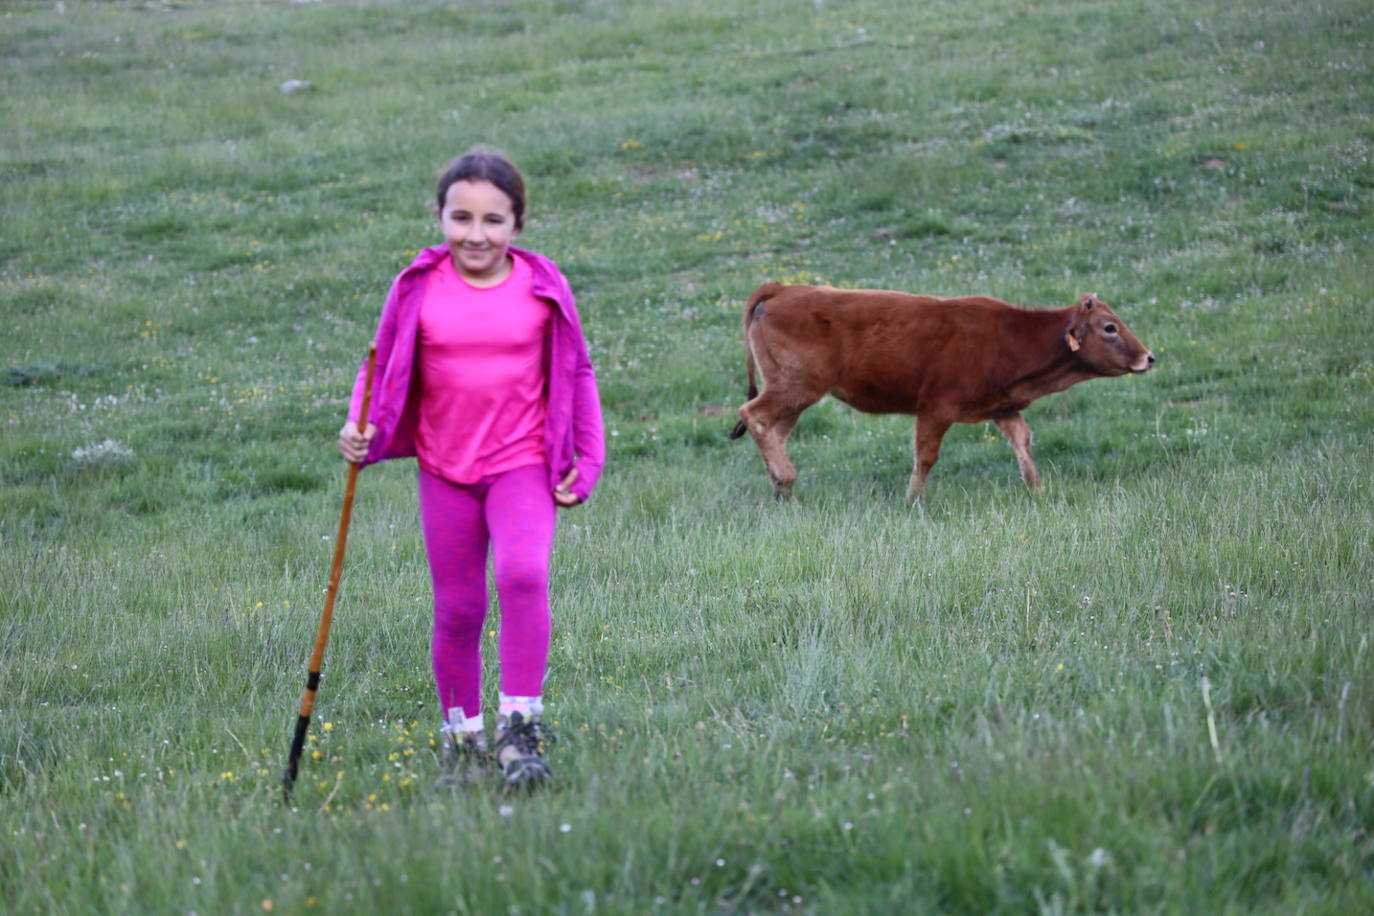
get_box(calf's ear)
[1065,295,1095,351]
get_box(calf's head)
[1064,294,1154,375]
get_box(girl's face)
[439,179,520,286]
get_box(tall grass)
[3,0,1372,912]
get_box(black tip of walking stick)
[282,713,312,803]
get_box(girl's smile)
[439,179,520,286]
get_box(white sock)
[498,694,543,720]
[441,707,485,736]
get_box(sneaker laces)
[497,712,556,757]
[439,726,486,760]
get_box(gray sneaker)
[434,730,490,790]
[493,712,554,788]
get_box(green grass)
[3,0,1373,912]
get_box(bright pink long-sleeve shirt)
[348,245,605,504]
[415,254,549,484]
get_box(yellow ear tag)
[1066,334,1081,352]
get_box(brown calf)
[729,283,1154,499]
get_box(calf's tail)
[729,283,781,439]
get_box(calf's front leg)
[908,415,953,501]
[993,413,1041,491]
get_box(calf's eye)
[1104,323,1118,334]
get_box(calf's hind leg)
[738,396,808,499]
[993,414,1041,491]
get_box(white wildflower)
[72,439,134,465]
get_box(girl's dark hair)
[435,147,526,229]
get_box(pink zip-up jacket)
[348,244,605,504]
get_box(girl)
[338,148,604,788]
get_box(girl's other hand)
[338,421,376,464]
[553,468,580,507]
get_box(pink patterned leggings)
[417,464,555,720]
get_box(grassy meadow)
[3,0,1373,911]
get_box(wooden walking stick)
[282,342,377,802]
